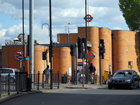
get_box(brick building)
[2,26,140,83]
[57,27,140,77]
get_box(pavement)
[0,83,108,103]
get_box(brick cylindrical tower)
[53,47,71,82]
[88,27,99,76]
[99,28,112,76]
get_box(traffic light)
[49,46,54,62]
[78,36,83,58]
[82,38,87,58]
[42,51,47,60]
[99,39,105,59]
[70,45,75,56]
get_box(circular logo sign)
[87,52,95,60]
[13,51,23,61]
[84,14,93,22]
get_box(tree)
[119,0,140,32]
[0,44,2,49]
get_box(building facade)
[2,26,140,84]
[57,27,140,77]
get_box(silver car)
[0,68,20,82]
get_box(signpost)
[18,54,23,71]
[13,51,29,71]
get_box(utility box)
[16,71,27,92]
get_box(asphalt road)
[1,87,140,105]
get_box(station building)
[57,27,140,78]
[1,27,140,83]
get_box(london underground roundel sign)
[13,51,23,61]
[84,14,93,22]
[87,52,95,60]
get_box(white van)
[0,68,20,82]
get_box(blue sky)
[0,0,129,45]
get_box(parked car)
[108,70,139,89]
[0,68,20,82]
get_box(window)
[126,50,128,54]
[133,71,137,75]
[3,69,10,73]
[127,41,129,44]
[10,70,13,73]
[131,42,133,45]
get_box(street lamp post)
[49,0,53,89]
[42,23,50,36]
[42,23,50,67]
[68,23,70,43]
[64,26,67,43]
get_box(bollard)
[8,73,10,95]
[58,71,59,89]
[37,71,40,90]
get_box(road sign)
[87,52,95,60]
[84,14,93,22]
[18,54,23,60]
[26,57,30,60]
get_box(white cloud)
[0,24,2,28]
[113,15,125,23]
[0,29,10,44]
[112,27,122,30]
[6,24,25,37]
[0,0,129,45]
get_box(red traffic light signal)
[42,51,47,60]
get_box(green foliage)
[119,0,140,32]
[0,44,2,49]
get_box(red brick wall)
[113,30,139,73]
[99,28,112,76]
[57,27,112,79]
[53,47,71,82]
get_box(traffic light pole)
[71,55,73,83]
[85,0,88,84]
[76,43,78,85]
[49,0,53,89]
[100,55,102,85]
[82,54,84,87]
[46,49,48,67]
[99,39,105,85]
[82,43,85,87]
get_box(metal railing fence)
[0,71,60,98]
[31,71,60,90]
[0,73,16,98]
